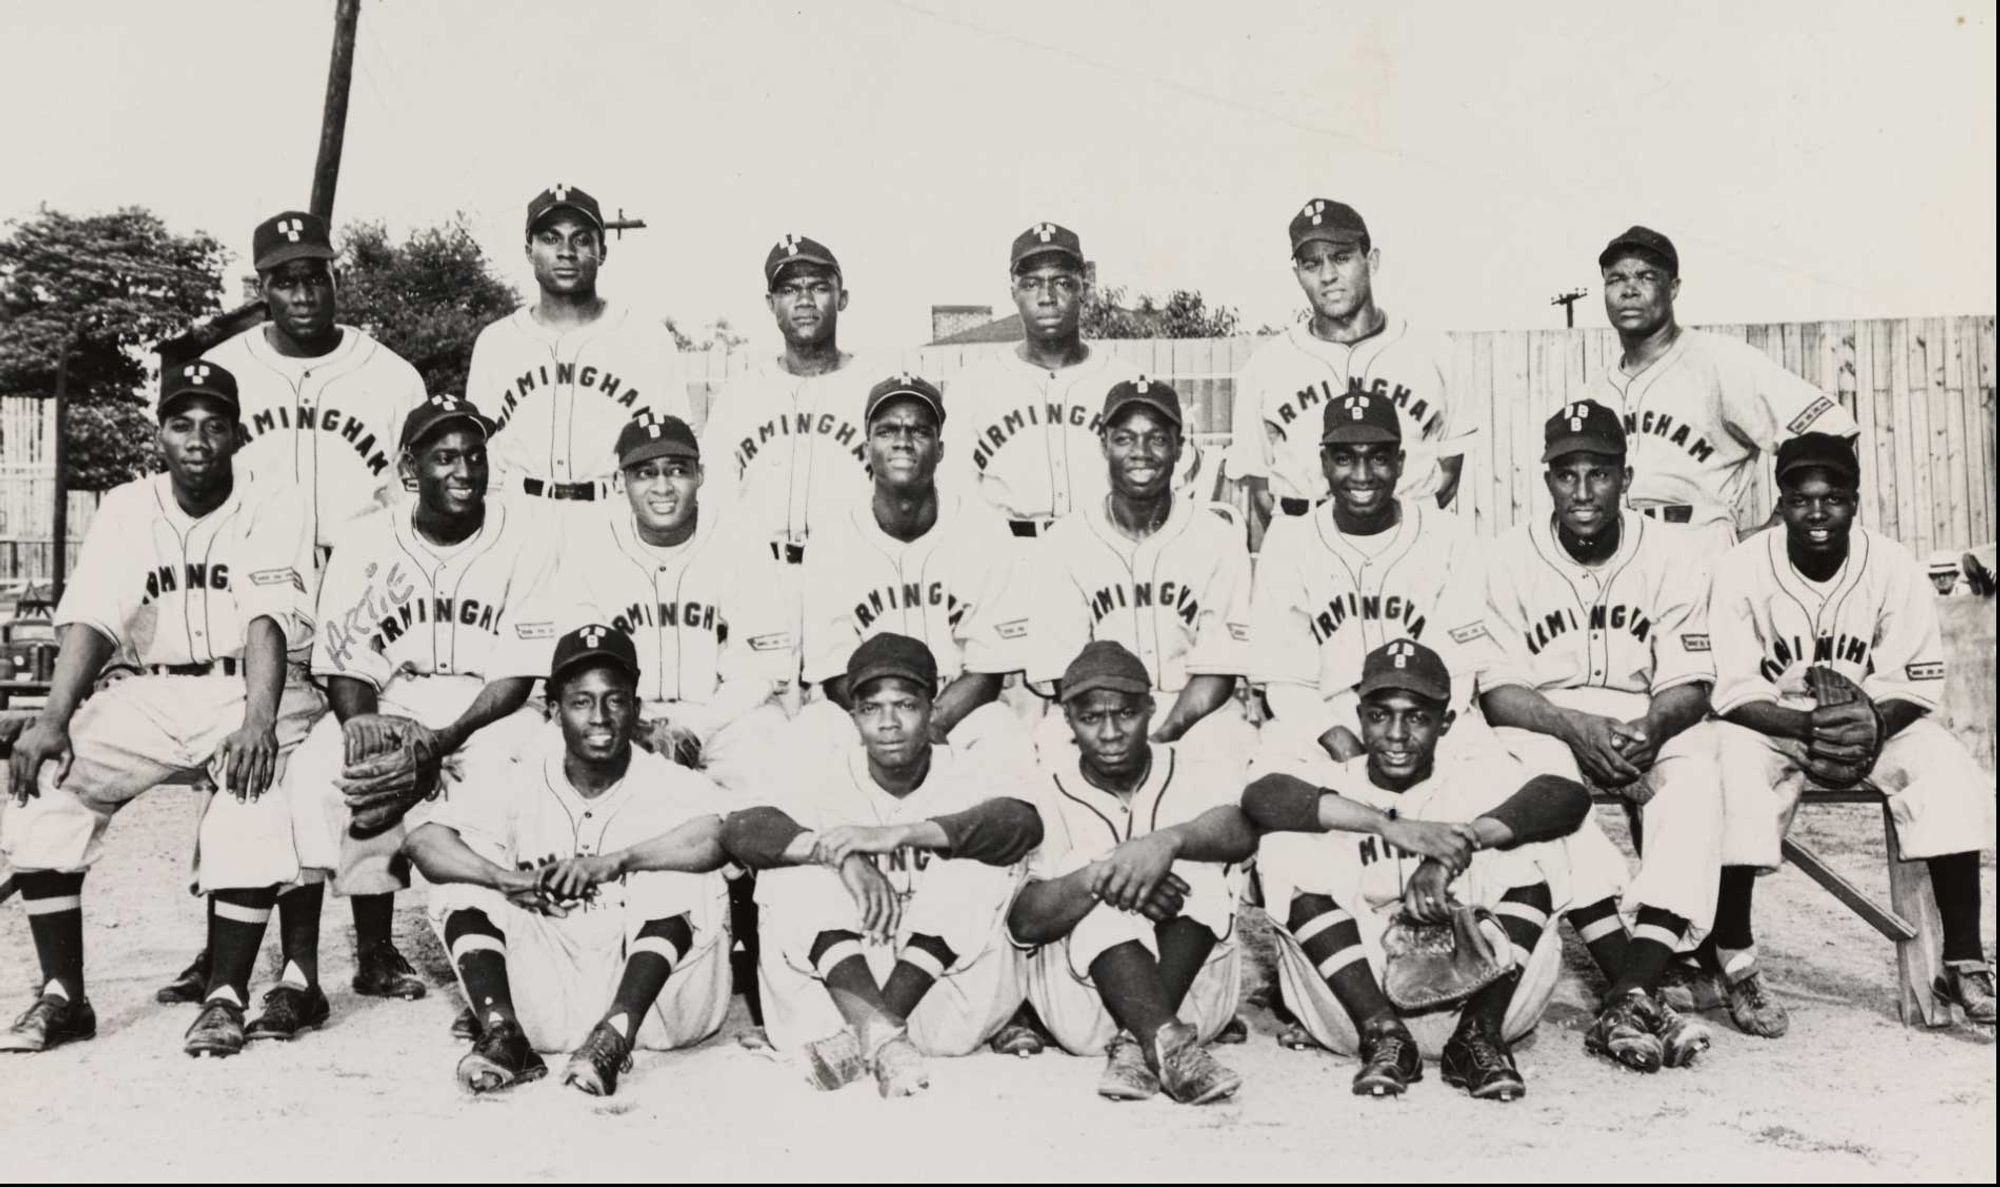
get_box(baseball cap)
[764,233,841,288]
[845,632,938,698]
[1289,198,1369,254]
[616,412,700,470]
[1321,392,1401,446]
[1356,639,1451,704]
[548,623,640,691]
[1542,399,1625,462]
[1598,225,1679,275]
[1102,377,1183,430]
[399,395,496,452]
[252,211,336,273]
[158,360,241,421]
[1011,222,1085,272]
[526,184,605,235]
[1059,641,1152,704]
[865,372,946,426]
[1775,432,1861,485]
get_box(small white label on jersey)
[1906,661,1944,681]
[249,567,302,591]
[747,632,793,652]
[1786,397,1835,434]
[1681,633,1711,652]
[995,619,1029,640]
[1449,622,1491,645]
[1226,623,1250,642]
[514,622,557,640]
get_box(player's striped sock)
[882,933,958,1020]
[809,930,894,1029]
[207,888,278,1003]
[276,882,324,987]
[1495,882,1554,971]
[1565,896,1630,982]
[1288,893,1393,1028]
[443,909,515,1024]
[19,871,86,1000]
[1608,906,1689,997]
[605,915,695,1037]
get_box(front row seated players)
[723,634,1044,1098]
[406,625,734,1098]
[1241,640,1591,1103]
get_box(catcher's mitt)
[1801,666,1884,789]
[337,714,447,839]
[1382,904,1513,1011]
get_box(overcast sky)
[4,0,1993,355]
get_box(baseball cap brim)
[1321,424,1400,446]
[1775,454,1859,483]
[1104,393,1182,428]
[866,389,944,426]
[406,409,494,451]
[769,253,840,284]
[1293,228,1366,251]
[254,241,336,273]
[847,663,934,698]
[1597,239,1672,270]
[1356,669,1450,703]
[1059,672,1151,703]
[620,437,700,469]
[1541,434,1625,464]
[158,389,238,420]
[550,650,640,690]
[1013,245,1085,270]
[531,201,605,232]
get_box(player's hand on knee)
[814,824,903,868]
[1382,817,1474,873]
[8,720,71,802]
[1401,859,1455,925]
[1096,832,1180,912]
[838,854,899,942]
[1136,872,1190,922]
[1562,711,1643,787]
[216,719,280,802]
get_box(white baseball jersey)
[940,346,1142,522]
[311,499,559,690]
[1708,526,1948,716]
[201,325,428,548]
[465,302,687,490]
[1025,742,1240,880]
[1252,500,1490,701]
[699,355,878,550]
[1030,496,1252,692]
[543,506,796,740]
[801,493,1030,685]
[55,473,314,664]
[1480,515,1714,697]
[1583,329,1858,533]
[1225,318,1463,506]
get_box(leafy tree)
[0,206,226,488]
[336,216,519,398]
[1083,284,1243,340]
[663,314,750,353]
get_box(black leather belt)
[147,658,240,677]
[1008,519,1054,539]
[1638,504,1694,524]
[769,542,806,565]
[1279,497,1314,516]
[522,478,599,501]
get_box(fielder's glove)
[637,717,703,769]
[1381,903,1513,1011]
[1801,666,1885,789]
[337,714,447,838]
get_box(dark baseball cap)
[865,372,945,426]
[159,360,241,421]
[548,623,640,690]
[527,184,605,235]
[1011,222,1084,272]
[1289,198,1369,254]
[1356,639,1451,703]
[1598,225,1678,275]
[765,233,841,288]
[1059,640,1152,703]
[1542,399,1625,462]
[1102,377,1182,430]
[1775,432,1861,486]
[616,413,700,469]
[846,632,938,699]
[253,211,335,273]
[399,395,495,452]
[1321,391,1401,445]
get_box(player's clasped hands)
[1089,832,1182,914]
[1563,709,1645,788]
[812,824,907,868]
[1401,859,1457,924]
[538,854,621,904]
[1381,815,1475,874]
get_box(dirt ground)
[1,794,1991,1183]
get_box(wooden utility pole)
[49,343,74,602]
[1550,287,1589,328]
[310,0,362,221]
[605,209,648,240]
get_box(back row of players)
[0,189,1989,1107]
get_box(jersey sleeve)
[1430,530,1502,686]
[1647,528,1716,694]
[491,519,565,680]
[426,746,524,866]
[954,509,1032,675]
[235,489,317,651]
[1706,544,1778,715]
[51,487,140,648]
[1863,541,1948,710]
[1716,335,1858,451]
[1224,344,1277,483]
[310,535,399,689]
[1027,528,1093,685]
[1248,521,1320,689]
[1183,524,1255,677]
[1476,538,1539,692]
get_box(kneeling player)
[723,634,1042,1097]
[1705,434,1993,1032]
[1008,642,1255,1105]
[405,626,733,1096]
[1242,641,1590,1102]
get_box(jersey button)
[583,812,593,820]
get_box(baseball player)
[722,634,1043,1097]
[1478,400,1722,1072]
[1030,378,1256,764]
[1242,641,1590,1102]
[1008,642,1255,1105]
[1704,433,1993,1033]
[795,373,1033,761]
[199,210,429,550]
[1250,391,1491,765]
[1228,199,1466,534]
[1,361,323,1058]
[1584,225,1858,549]
[406,625,734,1097]
[279,396,558,1020]
[465,184,687,507]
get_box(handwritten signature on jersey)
[321,560,416,673]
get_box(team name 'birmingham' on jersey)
[700,357,877,547]
[941,347,1142,522]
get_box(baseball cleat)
[246,984,330,1042]
[456,1017,547,1094]
[1658,961,1726,1013]
[353,943,427,1000]
[1939,960,1996,1026]
[1096,1032,1160,1102]
[1276,1021,1320,1052]
[0,994,96,1054]
[988,1020,1048,1058]
[183,998,247,1059]
[802,1028,868,1091]
[1351,1019,1421,1097]
[1653,996,1714,1068]
[1724,969,1789,1038]
[1149,1020,1240,1106]
[871,1031,931,1099]
[1584,989,1664,1073]
[451,1006,481,1042]
[1441,1020,1525,1103]
[561,1023,635,1097]
[155,950,212,1005]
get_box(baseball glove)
[337,714,447,839]
[1381,904,1513,1012]
[1801,666,1885,789]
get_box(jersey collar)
[1533,509,1642,576]
[1050,743,1175,840]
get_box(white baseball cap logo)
[550,184,571,202]
[1135,377,1150,394]
[277,217,304,242]
[1348,395,1369,419]
[644,421,662,439]
[1388,640,1415,668]
[580,625,606,648]
[1302,200,1325,226]
[1033,222,1057,243]
[777,233,801,256]
[185,364,211,385]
